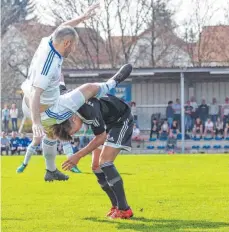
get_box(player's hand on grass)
[62,154,81,171]
[32,123,45,138]
[83,2,100,20]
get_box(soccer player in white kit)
[16,2,132,181]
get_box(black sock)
[100,162,129,210]
[93,169,117,207]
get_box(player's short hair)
[52,26,77,43]
[50,120,72,141]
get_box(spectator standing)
[184,101,193,132]
[198,99,209,127]
[2,104,10,133]
[0,132,10,155]
[10,131,20,155]
[150,118,159,139]
[221,97,229,128]
[209,98,219,125]
[130,102,138,122]
[10,103,19,132]
[190,96,198,126]
[166,101,174,128]
[215,117,224,137]
[173,98,181,128]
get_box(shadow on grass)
[2,218,25,221]
[84,216,229,232]
[120,173,134,176]
[81,172,133,176]
[81,172,93,175]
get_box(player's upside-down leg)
[16,63,131,179]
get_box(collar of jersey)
[48,40,62,59]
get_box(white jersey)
[205,121,213,130]
[21,36,63,105]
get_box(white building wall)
[194,81,229,104]
[129,32,192,68]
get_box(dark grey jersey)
[77,95,131,135]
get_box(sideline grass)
[1,154,229,232]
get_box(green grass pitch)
[1,154,229,232]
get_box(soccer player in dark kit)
[50,94,134,219]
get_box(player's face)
[63,39,76,58]
[69,116,83,136]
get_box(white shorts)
[22,88,85,127]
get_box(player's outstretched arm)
[62,132,106,171]
[60,2,100,28]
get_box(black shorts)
[104,114,134,151]
[216,129,224,135]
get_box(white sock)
[42,137,57,172]
[96,80,116,98]
[62,141,74,158]
[23,144,37,165]
[106,79,116,89]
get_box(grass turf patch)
[1,154,229,232]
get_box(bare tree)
[126,0,179,67]
[42,0,106,69]
[1,0,36,102]
[43,0,146,68]
[1,0,35,37]
[224,0,229,24]
[114,0,149,65]
[146,0,175,67]
[100,0,116,67]
[183,0,219,66]
[1,27,31,99]
[99,0,173,67]
[41,0,179,68]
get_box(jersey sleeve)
[90,109,106,136]
[32,55,57,90]
[30,37,57,90]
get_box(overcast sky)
[171,0,228,25]
[34,0,229,37]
